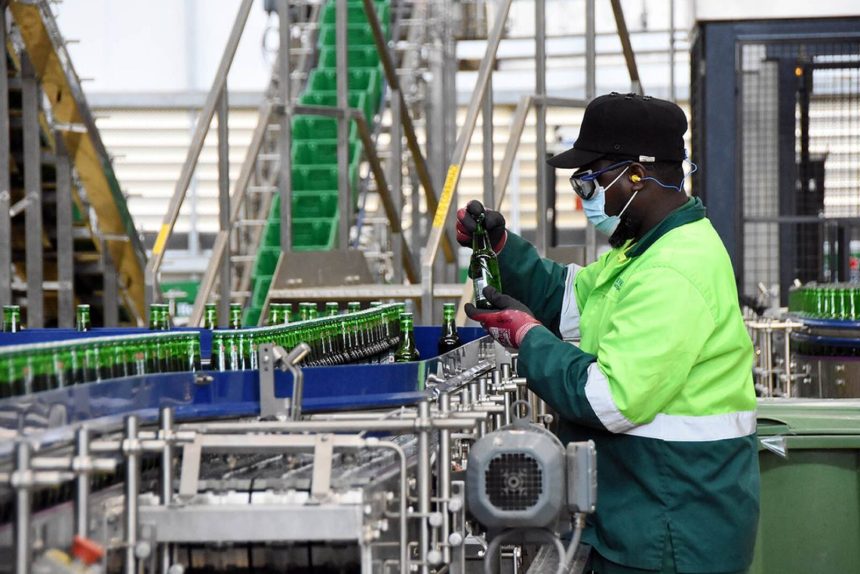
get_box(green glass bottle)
[32,349,52,392]
[298,303,312,322]
[307,305,319,320]
[76,304,91,332]
[267,304,283,326]
[159,304,172,331]
[229,303,243,329]
[469,212,503,309]
[394,313,420,362]
[51,346,70,389]
[211,332,226,371]
[3,305,21,332]
[204,303,218,330]
[282,303,293,324]
[347,301,361,314]
[0,355,12,398]
[82,344,99,382]
[149,304,161,330]
[12,353,33,395]
[325,302,339,317]
[437,303,462,355]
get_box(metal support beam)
[535,0,549,254]
[102,246,119,327]
[14,441,32,574]
[421,0,514,321]
[390,90,404,284]
[22,56,43,328]
[217,88,231,326]
[336,0,350,249]
[55,136,74,328]
[0,0,11,308]
[360,0,455,264]
[610,0,643,94]
[585,0,597,263]
[278,0,293,253]
[145,0,254,308]
[482,74,494,209]
[124,416,140,574]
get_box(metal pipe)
[279,0,293,252]
[421,0,514,320]
[55,137,75,328]
[74,427,90,538]
[14,441,31,574]
[336,0,350,249]
[438,393,452,564]
[417,401,431,573]
[390,89,404,284]
[285,343,311,420]
[217,88,231,324]
[784,326,793,397]
[534,0,548,255]
[146,0,254,306]
[609,0,643,94]
[584,0,598,263]
[482,73,494,208]
[124,415,140,574]
[22,56,43,328]
[375,440,409,574]
[159,408,174,573]
[0,0,10,308]
[669,0,676,102]
[360,0,455,264]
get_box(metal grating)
[485,452,542,511]
[738,38,860,300]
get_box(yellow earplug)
[630,175,641,182]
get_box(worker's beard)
[608,214,640,248]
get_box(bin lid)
[757,399,860,445]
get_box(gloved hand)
[456,200,507,253]
[465,286,541,349]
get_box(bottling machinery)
[0,326,596,574]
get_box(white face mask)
[581,166,638,236]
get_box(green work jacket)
[499,198,759,573]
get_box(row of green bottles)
[788,283,860,320]
[210,303,408,371]
[0,332,202,398]
[149,303,172,330]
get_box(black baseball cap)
[548,92,687,169]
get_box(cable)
[483,528,566,574]
[562,514,587,573]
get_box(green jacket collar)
[624,197,706,259]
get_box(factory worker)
[457,93,759,574]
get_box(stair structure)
[243,0,391,325]
[2,0,147,326]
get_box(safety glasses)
[569,160,632,200]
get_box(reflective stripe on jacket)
[499,198,759,573]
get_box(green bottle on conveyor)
[469,212,503,309]
[394,312,420,363]
[3,305,21,332]
[76,304,91,332]
[229,303,243,329]
[204,303,218,330]
[438,303,462,355]
[325,302,339,317]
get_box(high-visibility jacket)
[500,198,759,573]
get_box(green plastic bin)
[251,275,273,309]
[317,23,388,48]
[292,115,357,141]
[308,68,382,116]
[293,140,360,166]
[321,1,391,26]
[243,307,262,328]
[318,46,381,69]
[252,246,281,278]
[293,217,339,250]
[752,399,860,573]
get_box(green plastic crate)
[308,68,382,115]
[293,217,339,250]
[299,91,373,126]
[318,23,389,48]
[252,246,281,278]
[318,46,381,69]
[292,115,358,141]
[262,218,280,247]
[251,275,273,309]
[293,163,360,193]
[293,140,361,166]
[321,1,391,26]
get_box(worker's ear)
[628,163,647,191]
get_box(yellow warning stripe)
[432,165,460,229]
[152,224,171,255]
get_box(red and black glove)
[456,200,507,254]
[464,286,541,349]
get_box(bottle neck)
[472,218,492,252]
